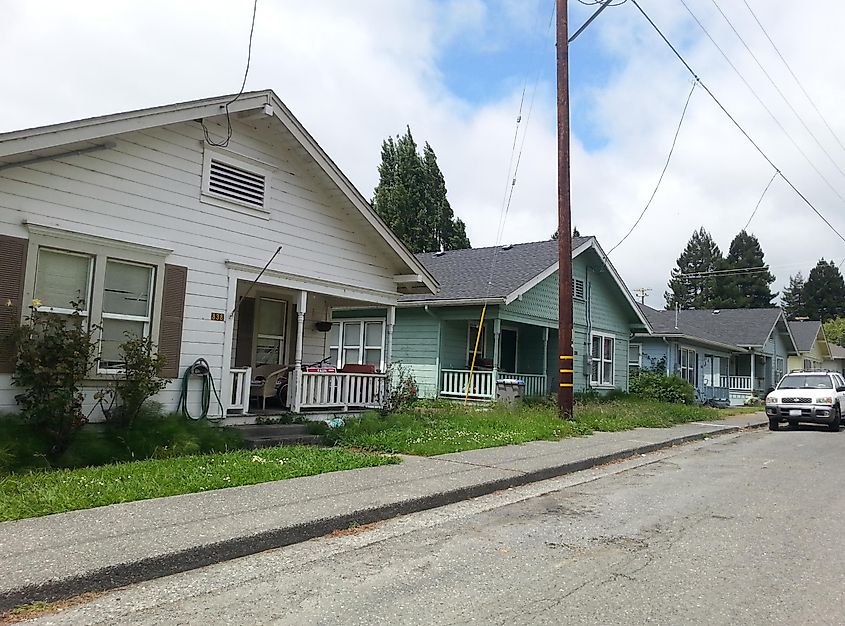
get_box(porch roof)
[639,305,794,350]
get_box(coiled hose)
[177,358,224,420]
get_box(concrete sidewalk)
[0,412,766,611]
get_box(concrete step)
[232,424,312,437]
[242,434,325,449]
[228,424,324,448]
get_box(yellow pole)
[464,304,488,406]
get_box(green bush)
[98,335,168,429]
[630,372,695,404]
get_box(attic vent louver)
[713,310,721,315]
[208,158,266,209]
[434,250,446,257]
[501,244,514,250]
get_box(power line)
[676,0,845,208]
[742,0,845,158]
[608,81,697,255]
[680,265,769,278]
[629,0,845,249]
[742,169,779,232]
[708,0,845,181]
[201,0,259,148]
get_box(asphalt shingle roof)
[787,320,822,353]
[639,305,785,349]
[400,237,591,303]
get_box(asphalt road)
[25,426,845,626]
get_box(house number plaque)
[211,312,225,321]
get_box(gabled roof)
[398,236,651,330]
[639,305,797,352]
[0,90,437,295]
[829,345,845,360]
[787,321,823,353]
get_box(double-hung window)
[628,344,642,374]
[591,333,615,386]
[329,320,385,370]
[254,297,287,366]
[468,323,487,364]
[679,347,696,385]
[26,225,168,375]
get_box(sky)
[3,0,845,308]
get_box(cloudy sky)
[4,0,845,307]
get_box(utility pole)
[633,287,652,305]
[557,0,574,419]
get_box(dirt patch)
[329,521,383,538]
[0,592,104,625]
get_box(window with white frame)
[329,320,385,370]
[679,347,696,385]
[591,333,615,386]
[28,229,166,375]
[468,323,487,364]
[254,297,287,365]
[628,344,642,373]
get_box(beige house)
[787,321,831,374]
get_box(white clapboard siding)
[0,114,406,416]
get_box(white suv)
[765,371,845,432]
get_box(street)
[26,427,845,625]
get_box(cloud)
[3,0,845,309]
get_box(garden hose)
[177,358,224,420]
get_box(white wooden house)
[0,90,437,419]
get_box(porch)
[699,353,779,405]
[222,274,394,417]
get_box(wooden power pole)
[556,0,574,419]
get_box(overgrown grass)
[0,446,399,522]
[328,398,761,456]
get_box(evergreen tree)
[664,227,725,310]
[781,272,807,319]
[804,259,845,321]
[719,230,776,307]
[551,227,580,240]
[372,128,470,253]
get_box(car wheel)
[768,418,779,431]
[788,420,799,430]
[829,407,841,432]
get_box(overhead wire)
[676,0,845,208]
[742,170,779,232]
[201,0,259,148]
[708,0,845,181]
[629,0,845,249]
[607,81,697,255]
[741,0,845,158]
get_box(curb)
[0,420,765,612]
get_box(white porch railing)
[228,367,252,413]
[502,372,547,398]
[440,370,547,400]
[441,370,496,399]
[719,375,752,391]
[296,371,387,410]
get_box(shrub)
[382,362,418,414]
[630,372,695,404]
[9,304,98,457]
[98,335,168,429]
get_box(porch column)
[386,305,396,369]
[750,351,756,392]
[292,290,308,412]
[542,327,549,392]
[219,274,238,417]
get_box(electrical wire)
[742,170,779,232]
[201,0,259,148]
[607,81,697,255]
[708,0,845,181]
[742,0,845,158]
[677,0,845,209]
[629,0,845,249]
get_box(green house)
[333,237,650,400]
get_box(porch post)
[219,274,238,417]
[542,327,549,393]
[492,318,501,400]
[750,351,756,393]
[292,290,308,412]
[386,305,396,369]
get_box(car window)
[836,374,845,388]
[777,374,833,389]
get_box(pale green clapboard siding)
[502,272,558,326]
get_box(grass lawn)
[0,446,398,522]
[328,399,761,456]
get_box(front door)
[500,328,517,372]
[254,297,287,366]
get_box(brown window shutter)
[0,235,28,374]
[158,264,188,378]
[234,297,255,367]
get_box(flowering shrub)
[98,335,167,429]
[382,362,419,414]
[10,302,98,456]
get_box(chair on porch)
[249,364,290,410]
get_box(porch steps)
[229,424,325,449]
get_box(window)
[26,225,167,375]
[775,357,784,382]
[803,358,814,371]
[329,320,385,370]
[679,347,696,385]
[628,344,641,374]
[591,333,615,386]
[573,278,585,300]
[254,298,287,365]
[201,148,270,215]
[468,323,487,364]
